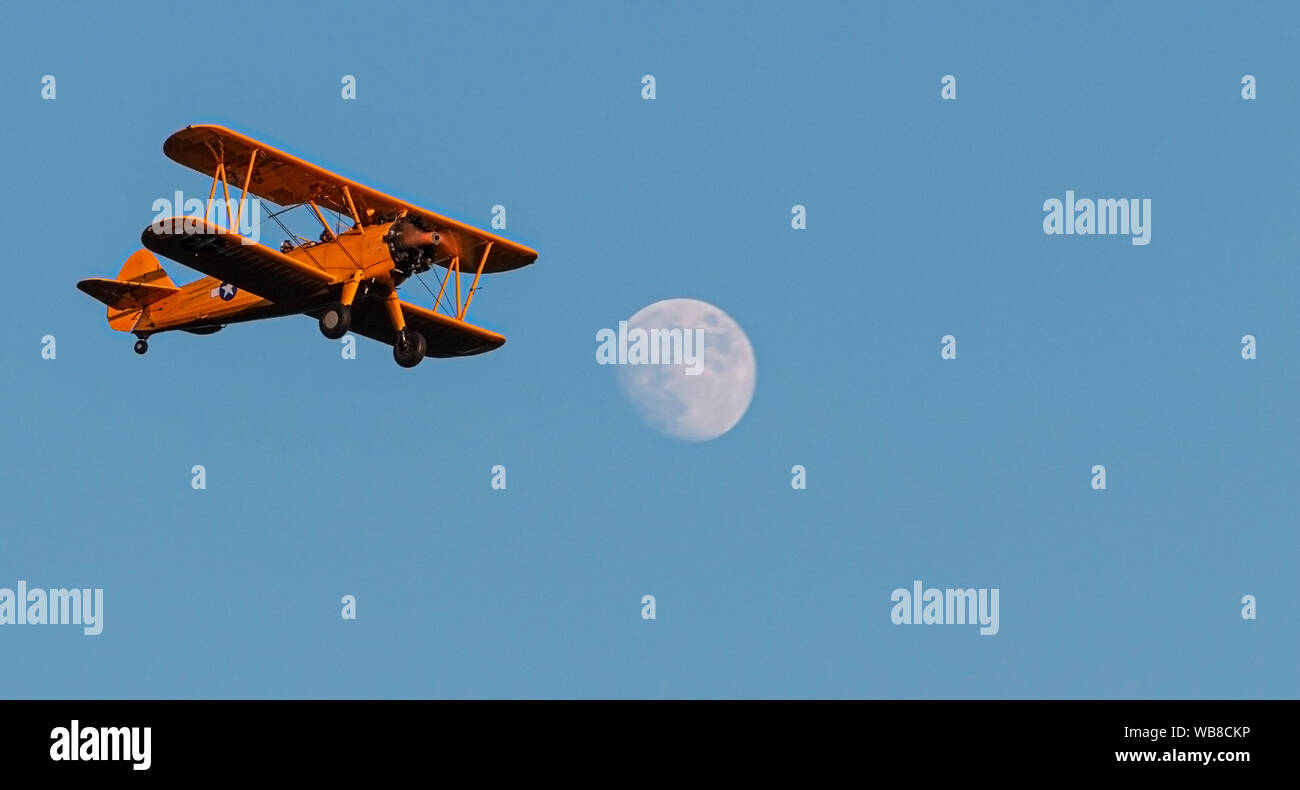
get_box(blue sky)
[0,1,1297,698]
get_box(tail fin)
[77,250,180,331]
[116,248,177,288]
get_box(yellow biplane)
[78,124,538,367]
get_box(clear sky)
[1,1,1296,698]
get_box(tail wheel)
[393,328,426,368]
[318,302,352,339]
[133,339,148,355]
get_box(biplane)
[77,124,538,367]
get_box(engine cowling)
[383,216,443,277]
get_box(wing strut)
[459,242,493,319]
[201,146,261,234]
[234,149,258,230]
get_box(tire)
[393,328,426,368]
[318,302,352,339]
[133,339,148,355]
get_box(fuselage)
[135,223,406,334]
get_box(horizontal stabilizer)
[76,278,180,311]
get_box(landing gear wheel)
[318,302,352,339]
[393,329,426,368]
[133,339,148,355]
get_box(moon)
[614,299,756,441]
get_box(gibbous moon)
[614,299,756,441]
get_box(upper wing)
[163,124,538,274]
[309,299,505,358]
[141,217,337,305]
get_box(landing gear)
[393,328,426,368]
[133,339,149,355]
[321,275,362,340]
[380,288,424,369]
[318,302,352,339]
